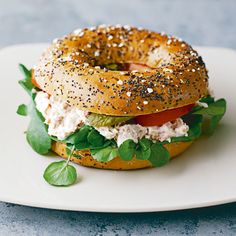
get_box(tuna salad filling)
[35,91,189,146]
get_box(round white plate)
[0,44,235,212]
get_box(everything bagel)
[33,25,209,116]
[18,25,228,187]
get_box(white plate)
[0,44,235,213]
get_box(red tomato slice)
[135,104,194,127]
[126,63,152,72]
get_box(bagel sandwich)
[17,25,226,185]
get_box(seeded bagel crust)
[52,140,193,170]
[34,25,208,116]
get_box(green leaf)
[193,98,226,135]
[87,113,133,128]
[149,143,170,167]
[65,125,91,144]
[139,138,152,150]
[87,129,105,147]
[19,63,32,78]
[91,146,119,162]
[75,141,91,150]
[118,139,136,161]
[43,160,77,186]
[199,96,215,104]
[135,148,151,160]
[26,107,51,154]
[170,114,202,143]
[17,104,28,116]
[194,99,226,116]
[18,64,33,95]
[135,139,152,160]
[202,115,223,135]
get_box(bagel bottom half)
[52,140,193,170]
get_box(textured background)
[0,0,236,235]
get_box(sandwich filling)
[35,91,189,146]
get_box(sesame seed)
[124,25,131,30]
[83,63,89,68]
[117,80,123,85]
[53,38,58,43]
[181,43,186,47]
[87,44,92,48]
[166,39,172,45]
[108,35,113,40]
[120,71,126,75]
[192,69,196,72]
[78,31,84,37]
[163,68,173,73]
[143,101,148,105]
[141,79,146,83]
[98,24,107,28]
[147,88,153,93]
[73,28,82,34]
[94,50,100,57]
[95,66,101,69]
[126,91,132,97]
[137,106,141,110]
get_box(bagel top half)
[33,25,209,116]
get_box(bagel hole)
[101,63,152,72]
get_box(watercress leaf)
[172,114,203,142]
[91,146,119,162]
[193,98,226,116]
[75,141,91,150]
[66,147,72,156]
[118,139,136,161]
[134,139,152,160]
[202,115,223,135]
[65,125,91,144]
[149,143,170,167]
[139,138,152,150]
[43,160,77,186]
[26,106,51,154]
[87,129,105,147]
[18,64,33,94]
[87,113,133,128]
[17,104,28,116]
[19,63,32,78]
[135,147,151,160]
[199,96,215,104]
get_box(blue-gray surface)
[0,0,236,235]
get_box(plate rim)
[0,43,235,213]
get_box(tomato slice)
[135,104,194,127]
[126,63,152,72]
